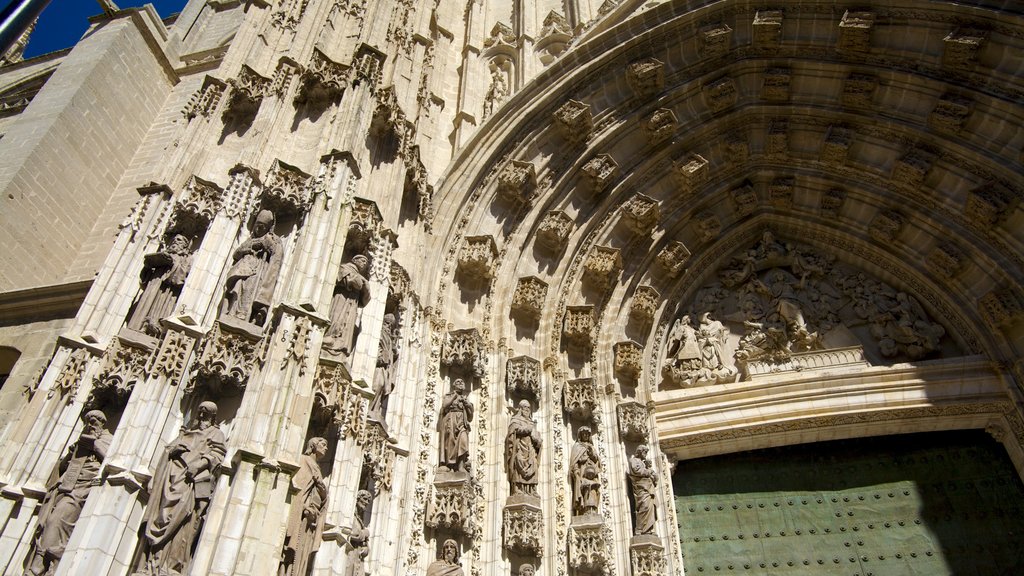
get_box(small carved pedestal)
[502,494,543,557]
[427,469,474,535]
[568,514,609,574]
[630,535,666,576]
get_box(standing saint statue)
[23,410,112,576]
[134,401,226,576]
[627,445,658,535]
[279,437,329,576]
[569,426,600,517]
[342,490,372,576]
[368,313,398,419]
[221,209,284,327]
[322,254,371,358]
[438,379,473,473]
[504,400,541,496]
[126,234,193,337]
[426,539,464,576]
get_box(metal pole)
[0,0,52,58]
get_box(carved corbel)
[562,306,595,350]
[730,182,757,216]
[506,355,541,400]
[617,401,650,442]
[965,183,1016,227]
[696,212,721,243]
[313,361,368,438]
[630,286,659,323]
[427,474,474,534]
[503,500,543,556]
[170,176,223,235]
[87,339,151,410]
[536,11,572,65]
[360,419,397,491]
[497,160,537,205]
[584,245,622,286]
[892,148,935,187]
[443,328,485,377]
[870,210,904,243]
[643,108,676,144]
[148,328,196,383]
[752,10,783,46]
[348,197,383,252]
[352,43,387,89]
[562,377,598,422]
[673,154,708,197]
[568,520,610,573]
[766,119,788,156]
[296,48,349,105]
[224,64,271,122]
[457,235,499,282]
[768,177,794,209]
[582,154,618,195]
[929,94,972,134]
[703,77,736,114]
[980,289,1023,329]
[837,11,874,52]
[925,243,965,279]
[484,21,517,49]
[260,159,312,216]
[189,321,265,395]
[700,23,732,58]
[511,277,548,319]
[656,241,690,277]
[630,537,667,576]
[820,188,846,217]
[842,73,877,107]
[371,85,408,141]
[614,341,643,380]
[723,132,749,165]
[943,28,987,69]
[554,99,593,144]
[762,67,790,101]
[626,58,664,99]
[537,210,574,252]
[50,346,95,401]
[821,126,852,165]
[183,76,227,120]
[621,194,660,235]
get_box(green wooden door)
[674,431,1024,575]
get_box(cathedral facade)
[0,0,1022,575]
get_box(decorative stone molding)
[980,289,1023,328]
[943,28,987,69]
[621,194,660,235]
[224,65,271,120]
[752,10,783,46]
[511,276,548,318]
[190,321,264,394]
[503,499,543,556]
[352,43,386,89]
[766,119,788,156]
[506,355,541,400]
[617,401,650,441]
[614,341,643,380]
[296,48,349,105]
[88,339,150,409]
[837,10,874,52]
[820,188,846,217]
[458,235,498,281]
[730,182,757,216]
[892,148,935,187]
[427,474,474,534]
[222,165,261,219]
[537,11,571,65]
[703,77,737,114]
[312,361,367,437]
[630,286,659,323]
[870,210,904,243]
[582,154,618,194]
[744,346,868,379]
[626,58,664,99]
[696,212,721,243]
[821,126,852,165]
[842,73,877,107]
[965,183,1016,227]
[360,419,396,490]
[568,519,610,573]
[537,210,574,252]
[562,306,595,350]
[184,76,227,120]
[149,328,194,382]
[929,94,971,133]
[656,241,690,277]
[768,177,794,208]
[497,160,537,205]
[260,159,312,216]
[50,346,93,400]
[584,245,622,286]
[443,328,484,376]
[484,21,516,48]
[723,132,748,165]
[673,154,709,196]
[700,23,732,58]
[563,377,597,421]
[643,108,676,144]
[630,537,667,576]
[925,243,965,279]
[762,68,790,101]
[270,0,309,30]
[554,99,593,144]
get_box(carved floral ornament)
[443,328,485,377]
[260,159,312,216]
[661,231,955,387]
[554,99,593,144]
[626,58,664,99]
[673,154,708,196]
[584,245,622,285]
[225,64,271,120]
[296,48,349,105]
[537,210,574,251]
[458,235,499,281]
[189,321,266,395]
[617,401,650,441]
[88,339,151,409]
[563,376,598,421]
[511,276,548,318]
[497,160,537,205]
[621,194,660,235]
[631,285,660,322]
[582,154,618,194]
[614,341,643,379]
[507,355,541,399]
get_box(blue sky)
[23,1,188,59]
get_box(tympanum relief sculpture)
[24,410,112,576]
[126,234,194,338]
[279,437,329,576]
[221,209,284,327]
[134,401,226,576]
[323,254,371,359]
[439,379,473,475]
[662,230,953,385]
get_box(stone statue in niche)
[279,437,329,576]
[342,489,372,576]
[368,313,398,419]
[24,410,112,576]
[627,445,658,536]
[504,400,541,497]
[438,379,473,474]
[569,426,600,517]
[426,539,464,576]
[134,401,226,576]
[663,313,736,386]
[518,564,536,576]
[221,209,284,327]
[126,234,193,337]
[322,254,371,358]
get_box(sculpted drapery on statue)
[126,234,193,336]
[369,313,398,419]
[627,445,658,535]
[221,209,284,327]
[342,490,372,576]
[134,401,226,576]
[426,539,464,576]
[322,254,371,358]
[570,426,600,517]
[504,400,541,496]
[279,437,329,576]
[23,410,112,576]
[439,379,473,473]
